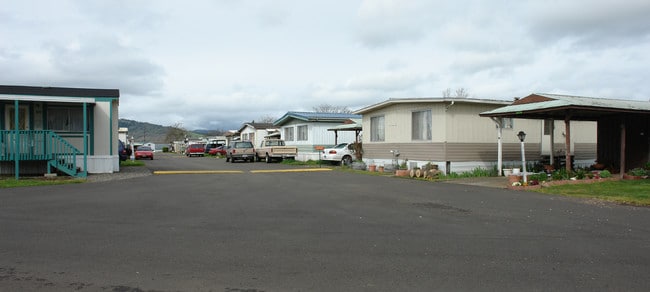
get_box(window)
[297,125,308,141]
[502,118,514,129]
[370,116,385,142]
[47,107,84,132]
[5,105,29,130]
[411,110,432,140]
[284,127,294,141]
[543,119,553,135]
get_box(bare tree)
[165,122,188,143]
[455,88,469,98]
[257,115,277,124]
[312,104,353,113]
[442,87,469,98]
[442,88,452,98]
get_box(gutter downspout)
[490,117,503,176]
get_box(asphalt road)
[1,153,649,291]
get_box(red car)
[134,146,154,160]
[209,145,227,156]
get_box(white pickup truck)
[255,139,298,163]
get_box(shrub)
[600,170,612,178]
[629,168,647,177]
[162,147,169,152]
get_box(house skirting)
[75,155,120,174]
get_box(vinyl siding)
[363,142,538,162]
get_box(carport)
[327,118,362,145]
[480,93,650,178]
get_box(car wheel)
[341,155,352,166]
[231,157,236,163]
[226,156,230,162]
[151,157,154,160]
[265,154,271,163]
[255,154,261,162]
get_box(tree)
[312,104,353,113]
[257,115,277,124]
[442,87,469,98]
[165,122,188,143]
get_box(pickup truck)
[255,139,298,163]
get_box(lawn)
[534,179,650,206]
[0,160,145,188]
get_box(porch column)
[14,100,19,180]
[490,117,503,176]
[83,102,88,175]
[620,121,626,179]
[564,114,572,172]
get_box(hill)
[119,119,217,144]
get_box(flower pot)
[368,165,376,172]
[378,166,384,172]
[508,174,521,184]
[503,169,513,176]
[512,168,521,175]
[395,169,410,177]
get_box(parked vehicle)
[209,145,227,156]
[185,143,205,157]
[204,143,218,154]
[135,145,154,160]
[118,140,128,161]
[226,141,255,163]
[254,138,298,163]
[322,143,356,165]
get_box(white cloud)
[1,0,649,132]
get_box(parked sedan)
[208,145,227,156]
[322,143,356,165]
[134,146,154,160]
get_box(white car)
[321,143,356,165]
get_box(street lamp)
[517,131,527,184]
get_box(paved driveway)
[1,153,649,291]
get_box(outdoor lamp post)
[129,135,135,161]
[517,131,527,184]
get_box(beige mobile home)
[354,98,597,174]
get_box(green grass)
[120,160,145,167]
[534,179,650,206]
[0,177,85,188]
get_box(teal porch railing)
[0,130,86,178]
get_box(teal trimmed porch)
[0,130,87,178]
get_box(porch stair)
[1,130,87,178]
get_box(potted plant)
[395,159,410,177]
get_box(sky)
[1,0,649,131]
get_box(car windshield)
[332,143,348,149]
[235,142,253,148]
[137,146,152,151]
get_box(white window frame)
[370,115,385,142]
[284,127,295,141]
[297,125,308,141]
[411,110,432,141]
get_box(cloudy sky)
[2,0,649,130]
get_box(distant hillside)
[118,119,210,144]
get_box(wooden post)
[620,121,626,179]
